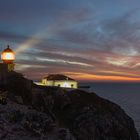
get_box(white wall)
[42,79,78,88]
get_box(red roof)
[44,74,75,81]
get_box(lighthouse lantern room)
[1,45,15,71]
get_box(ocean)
[80,82,140,135]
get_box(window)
[63,82,69,87]
[71,84,74,88]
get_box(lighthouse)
[0,45,15,86]
[1,45,15,71]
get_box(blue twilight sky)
[0,0,140,81]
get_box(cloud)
[15,10,140,79]
[0,1,140,81]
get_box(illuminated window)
[63,82,70,87]
[1,52,15,60]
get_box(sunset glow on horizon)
[73,73,140,82]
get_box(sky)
[0,0,140,82]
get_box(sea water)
[80,82,140,135]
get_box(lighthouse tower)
[1,45,15,71]
[0,45,15,86]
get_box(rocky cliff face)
[0,99,75,140]
[0,72,139,140]
[32,87,139,140]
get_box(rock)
[0,99,75,140]
[32,87,139,140]
[0,72,139,140]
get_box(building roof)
[44,74,76,81]
[2,45,14,53]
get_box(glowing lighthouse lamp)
[1,45,15,71]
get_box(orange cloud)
[66,72,140,82]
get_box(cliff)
[32,87,139,140]
[0,72,139,140]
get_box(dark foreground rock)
[32,87,139,140]
[0,72,139,140]
[0,99,75,140]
